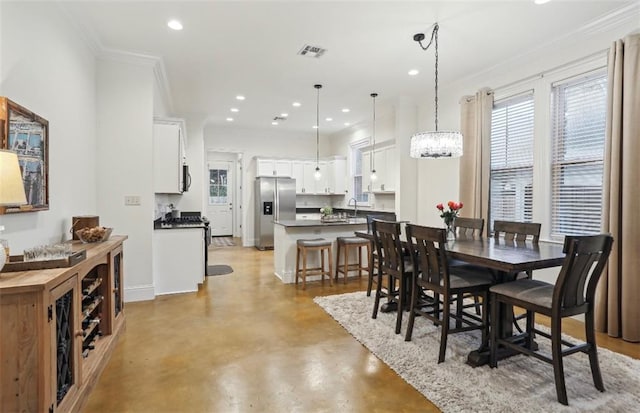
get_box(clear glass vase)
[445,223,456,241]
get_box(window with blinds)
[489,93,534,233]
[550,71,607,239]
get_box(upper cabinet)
[256,158,292,177]
[257,156,346,195]
[153,119,187,194]
[362,145,396,193]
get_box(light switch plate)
[124,195,141,206]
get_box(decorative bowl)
[76,227,113,243]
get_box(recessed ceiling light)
[312,125,318,129]
[280,113,288,117]
[292,102,301,107]
[341,108,350,113]
[167,20,183,31]
[534,0,551,4]
[272,121,279,126]
[230,108,239,112]
[236,95,245,101]
[344,122,351,126]
[326,117,333,122]
[408,69,419,76]
[226,117,234,122]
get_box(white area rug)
[314,291,640,413]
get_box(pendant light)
[314,84,322,180]
[370,92,378,182]
[410,23,463,158]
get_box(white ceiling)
[58,1,635,134]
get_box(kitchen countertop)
[274,218,368,227]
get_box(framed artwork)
[0,97,49,214]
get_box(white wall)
[203,124,317,245]
[96,58,155,302]
[0,1,97,249]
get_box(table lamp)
[0,149,27,272]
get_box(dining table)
[354,230,567,367]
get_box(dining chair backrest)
[367,213,397,233]
[554,234,613,314]
[493,220,541,243]
[371,219,404,278]
[453,217,484,239]
[405,224,450,290]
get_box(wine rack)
[81,269,104,359]
[55,289,75,404]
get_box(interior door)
[208,161,234,236]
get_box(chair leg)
[551,316,569,405]
[395,275,403,334]
[343,245,348,284]
[372,267,383,319]
[438,294,450,363]
[327,245,333,287]
[366,247,374,296]
[489,292,498,368]
[302,247,307,290]
[525,310,535,350]
[455,295,463,328]
[334,242,341,280]
[585,309,605,391]
[474,295,481,316]
[405,277,418,341]
[295,246,300,287]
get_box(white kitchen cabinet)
[153,121,186,194]
[153,228,205,294]
[291,161,305,193]
[256,158,292,177]
[327,158,347,194]
[362,151,372,192]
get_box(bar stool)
[335,236,370,284]
[295,238,333,290]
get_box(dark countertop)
[274,218,368,227]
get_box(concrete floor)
[85,241,638,412]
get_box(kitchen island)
[273,218,368,284]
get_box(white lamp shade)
[0,150,27,206]
[410,131,463,159]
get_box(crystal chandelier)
[410,23,463,158]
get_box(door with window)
[208,161,233,236]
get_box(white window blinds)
[489,93,534,232]
[550,71,607,239]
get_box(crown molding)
[450,2,639,92]
[56,3,174,114]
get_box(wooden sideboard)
[0,236,127,413]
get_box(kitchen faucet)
[347,197,358,217]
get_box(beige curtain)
[596,33,640,342]
[459,88,493,233]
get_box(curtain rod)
[493,49,607,93]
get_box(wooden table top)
[354,231,566,274]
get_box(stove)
[159,212,210,228]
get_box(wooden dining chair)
[453,217,484,239]
[366,213,396,296]
[371,219,411,334]
[493,220,542,331]
[489,234,613,405]
[404,224,492,363]
[450,217,490,318]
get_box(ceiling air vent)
[273,116,287,121]
[298,44,327,58]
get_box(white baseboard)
[124,284,155,302]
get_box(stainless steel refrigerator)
[255,177,296,250]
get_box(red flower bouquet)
[436,201,464,227]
